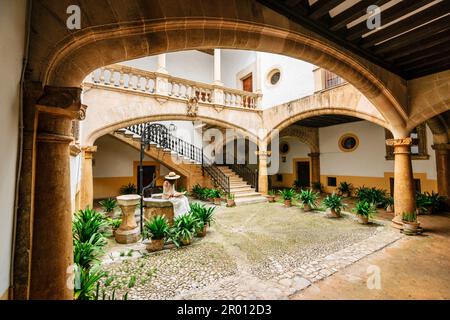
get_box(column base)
[115,227,140,244]
[391,215,404,230]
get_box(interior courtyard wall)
[0,0,26,300]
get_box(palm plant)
[144,216,169,240]
[356,186,387,208]
[120,183,137,195]
[352,200,376,224]
[384,196,394,212]
[337,182,353,197]
[279,188,296,201]
[74,264,107,300]
[73,208,109,243]
[73,235,105,268]
[323,193,346,217]
[298,189,319,211]
[170,214,199,246]
[402,211,417,223]
[98,198,117,216]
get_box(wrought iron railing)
[126,122,230,194]
[229,163,258,190]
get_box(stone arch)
[279,125,319,153]
[31,0,408,136]
[426,113,449,144]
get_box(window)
[338,134,359,152]
[267,69,281,86]
[385,124,429,160]
[327,177,337,187]
[276,174,283,182]
[324,70,343,89]
[280,142,290,154]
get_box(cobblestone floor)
[99,202,402,300]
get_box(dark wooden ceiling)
[295,114,363,127]
[257,0,450,80]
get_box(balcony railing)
[87,64,261,109]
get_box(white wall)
[0,0,26,299]
[319,121,437,179]
[277,137,310,174]
[259,52,315,109]
[156,120,203,148]
[221,50,257,89]
[93,135,169,178]
[120,51,214,84]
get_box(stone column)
[386,138,416,229]
[157,54,168,74]
[29,86,86,300]
[257,141,269,195]
[432,143,450,207]
[309,152,321,186]
[79,146,97,210]
[213,49,223,86]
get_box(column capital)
[386,137,412,147]
[308,152,320,158]
[82,145,98,155]
[256,150,271,158]
[36,86,87,120]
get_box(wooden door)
[296,161,311,189]
[242,74,253,92]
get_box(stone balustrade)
[88,64,261,109]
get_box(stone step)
[229,183,250,189]
[232,188,257,195]
[230,186,253,192]
[234,196,268,206]
[233,191,262,199]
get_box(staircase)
[217,166,267,205]
[115,123,267,205]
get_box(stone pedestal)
[386,138,416,229]
[432,144,450,208]
[79,146,97,209]
[144,196,174,225]
[115,195,141,244]
[309,152,321,186]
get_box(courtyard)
[97,200,403,300]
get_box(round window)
[339,134,359,152]
[267,69,281,86]
[280,142,290,154]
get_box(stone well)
[144,194,174,225]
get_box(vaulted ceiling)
[257,0,450,79]
[295,114,363,127]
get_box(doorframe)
[236,62,256,91]
[293,157,312,187]
[133,161,160,188]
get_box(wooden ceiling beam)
[330,0,390,32]
[308,0,345,20]
[345,0,435,41]
[407,61,450,80]
[360,1,450,49]
[396,43,450,67]
[403,54,450,72]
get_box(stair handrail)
[229,163,258,190]
[125,123,230,194]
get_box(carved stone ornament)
[187,96,199,117]
[386,137,412,147]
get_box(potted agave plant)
[143,216,169,252]
[384,196,394,213]
[226,193,236,207]
[266,189,276,203]
[323,193,346,218]
[279,188,296,207]
[172,214,198,246]
[402,211,420,235]
[209,189,222,206]
[352,200,376,224]
[99,198,118,218]
[190,203,216,237]
[337,182,353,198]
[298,189,319,212]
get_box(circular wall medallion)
[280,142,290,154]
[267,69,281,86]
[338,134,359,152]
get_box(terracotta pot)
[146,239,164,252]
[227,199,235,207]
[213,198,221,205]
[357,215,369,224]
[266,195,275,203]
[303,204,312,212]
[197,225,207,237]
[403,221,420,234]
[327,209,341,218]
[284,200,292,207]
[181,236,193,246]
[112,228,118,236]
